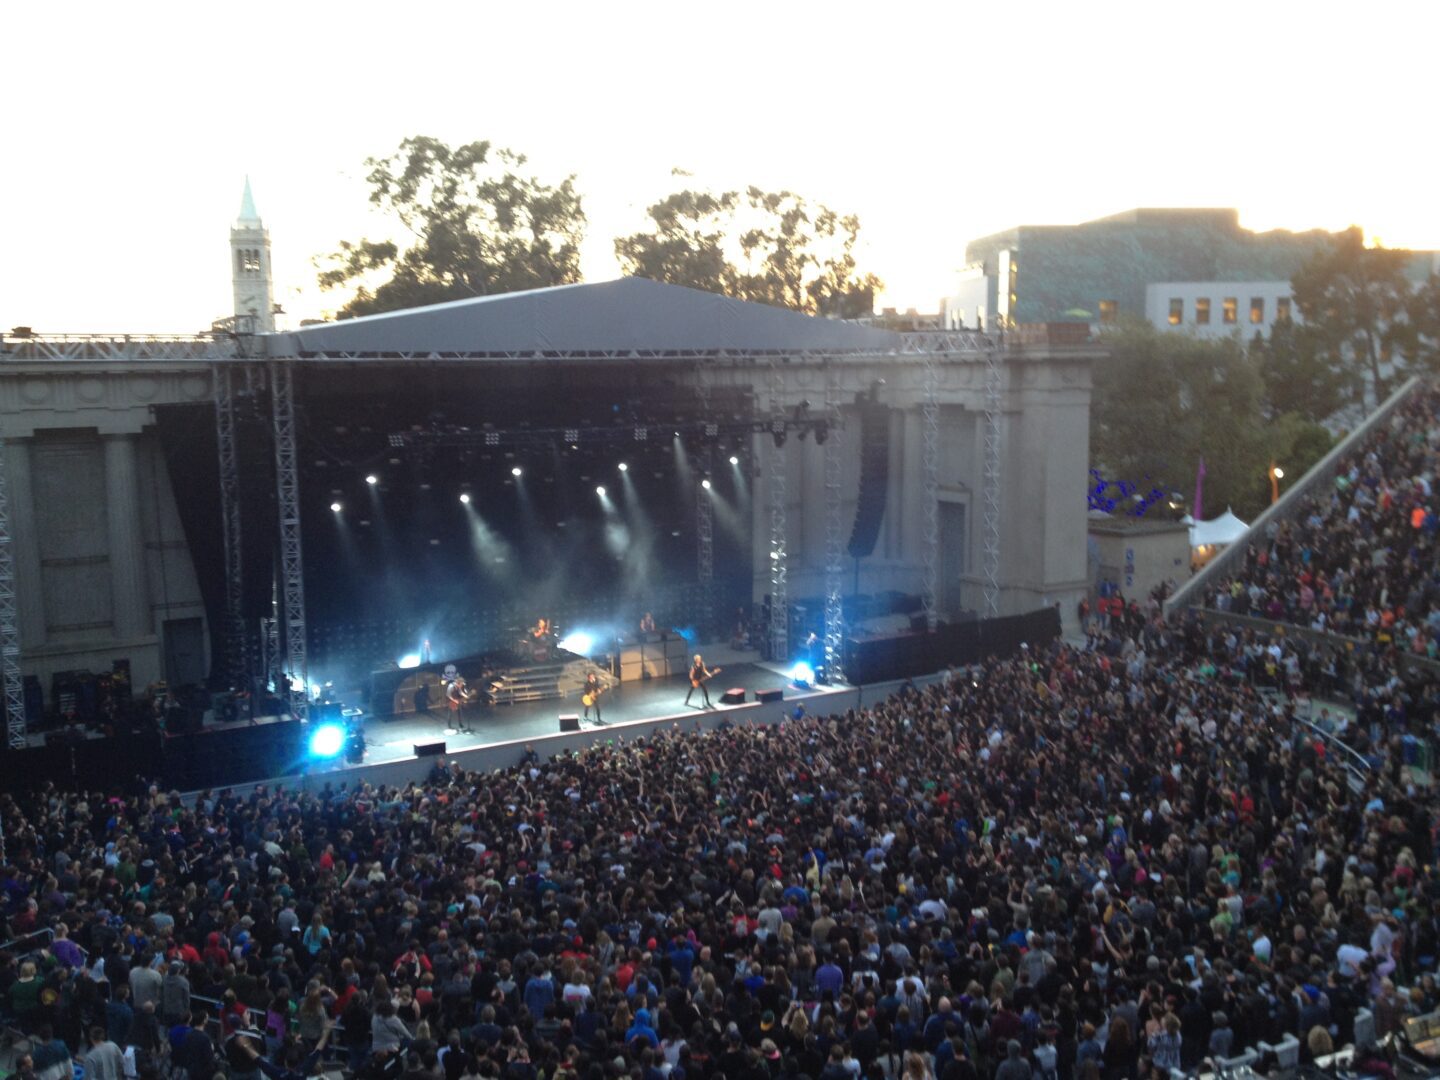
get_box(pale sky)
[3,0,1438,333]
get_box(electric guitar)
[690,666,722,689]
[581,684,607,708]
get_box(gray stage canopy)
[268,277,902,356]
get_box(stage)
[351,650,809,765]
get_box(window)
[1275,296,1292,322]
[1098,299,1118,323]
[1195,298,1211,325]
[1168,298,1183,326]
[1250,297,1265,324]
[1222,297,1238,325]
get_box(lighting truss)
[822,361,846,684]
[982,332,1003,617]
[767,359,788,662]
[214,363,248,679]
[0,428,25,749]
[921,348,940,629]
[269,362,309,720]
[694,362,716,632]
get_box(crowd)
[1205,381,1440,657]
[0,610,1435,1080]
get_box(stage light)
[330,501,343,513]
[729,455,740,466]
[397,653,421,669]
[308,723,346,759]
[459,492,471,504]
[618,462,628,472]
[789,661,815,687]
[595,485,606,497]
[701,479,712,490]
[365,474,378,486]
[558,631,593,655]
[511,466,523,477]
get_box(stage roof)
[269,277,903,356]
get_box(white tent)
[1189,507,1249,549]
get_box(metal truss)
[269,362,309,720]
[0,332,999,366]
[982,334,1004,618]
[393,415,829,450]
[921,349,940,629]
[0,431,25,749]
[261,573,280,691]
[767,359,789,663]
[822,361,846,684]
[214,363,247,680]
[0,334,236,362]
[896,330,996,355]
[694,363,716,633]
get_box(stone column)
[104,434,151,639]
[5,438,47,649]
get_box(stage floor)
[353,653,802,765]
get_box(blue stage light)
[397,653,422,669]
[308,723,346,759]
[789,661,815,687]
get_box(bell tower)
[230,177,275,333]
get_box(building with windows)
[942,208,1435,338]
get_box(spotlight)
[558,631,593,655]
[564,428,580,443]
[789,661,815,688]
[729,455,740,466]
[511,466,523,477]
[365,474,378,486]
[330,501,342,512]
[618,462,628,472]
[459,492,471,504]
[397,653,421,669]
[308,723,346,759]
[701,479,712,490]
[596,485,606,497]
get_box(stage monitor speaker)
[558,714,580,732]
[413,740,446,757]
[847,399,891,559]
[314,701,343,723]
[720,688,746,705]
[756,688,783,704]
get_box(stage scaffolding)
[0,332,1006,731]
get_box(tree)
[1250,316,1348,423]
[615,182,883,317]
[318,136,585,318]
[1290,228,1416,404]
[1407,271,1440,374]
[1091,321,1330,521]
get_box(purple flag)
[1194,456,1207,522]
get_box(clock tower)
[230,177,275,333]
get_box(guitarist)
[446,675,476,734]
[684,654,720,709]
[582,670,606,726]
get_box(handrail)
[1165,375,1424,618]
[0,928,54,954]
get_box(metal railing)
[1165,375,1424,618]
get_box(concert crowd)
[0,605,1436,1080]
[1204,382,1440,657]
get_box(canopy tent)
[267,277,904,357]
[1189,507,1249,549]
